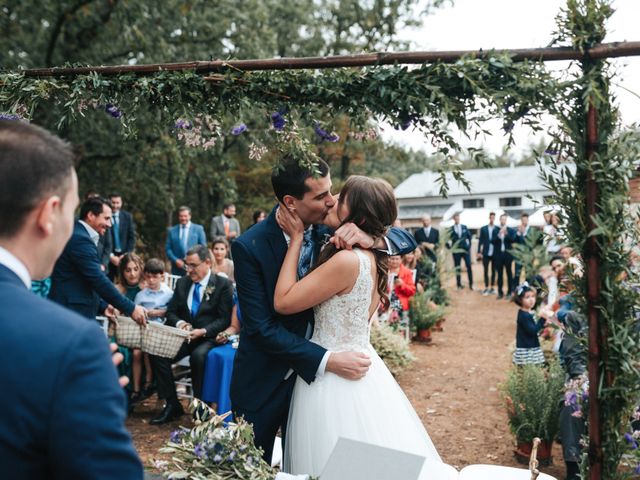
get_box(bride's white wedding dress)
[284,249,446,478]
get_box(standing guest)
[388,254,417,318]
[107,192,136,280]
[448,212,473,290]
[493,213,516,299]
[211,237,235,282]
[511,283,553,365]
[85,191,112,272]
[131,258,174,402]
[116,252,145,301]
[166,206,207,276]
[544,212,562,254]
[252,209,266,225]
[49,197,147,323]
[149,245,233,425]
[210,202,241,243]
[413,213,439,262]
[0,119,142,478]
[477,212,498,295]
[513,212,533,286]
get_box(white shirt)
[79,220,100,246]
[487,224,495,257]
[0,246,31,288]
[179,221,191,241]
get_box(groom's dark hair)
[271,155,329,202]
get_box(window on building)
[462,199,484,208]
[499,197,522,207]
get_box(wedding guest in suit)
[513,212,533,286]
[477,212,498,295]
[149,244,233,425]
[165,206,207,276]
[49,197,147,323]
[493,213,516,299]
[210,202,241,243]
[413,213,439,262]
[448,212,473,290]
[0,119,142,479]
[85,191,112,272]
[107,192,136,280]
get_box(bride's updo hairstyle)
[315,175,397,309]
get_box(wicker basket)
[141,321,189,359]
[110,316,142,349]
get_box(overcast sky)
[384,0,640,155]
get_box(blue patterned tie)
[191,282,201,317]
[297,229,314,279]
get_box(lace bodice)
[311,249,373,353]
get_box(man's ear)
[35,195,61,237]
[281,195,296,211]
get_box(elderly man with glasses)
[150,244,233,425]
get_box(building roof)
[394,164,570,199]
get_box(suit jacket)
[109,209,136,254]
[165,222,207,275]
[413,226,439,261]
[97,232,111,269]
[0,264,142,479]
[210,214,241,241]
[478,224,498,256]
[492,225,516,256]
[514,225,535,245]
[230,207,417,412]
[448,223,472,252]
[166,272,234,338]
[49,221,135,318]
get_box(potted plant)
[409,292,444,342]
[501,361,565,465]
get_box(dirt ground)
[129,263,566,478]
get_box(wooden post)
[585,99,603,480]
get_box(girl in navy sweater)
[512,283,553,365]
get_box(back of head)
[338,176,397,239]
[0,120,75,238]
[271,156,329,202]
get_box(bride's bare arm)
[274,206,359,315]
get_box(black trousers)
[234,375,297,465]
[452,251,473,287]
[494,252,513,296]
[482,255,496,288]
[151,338,217,405]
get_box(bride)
[274,175,446,477]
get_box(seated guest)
[216,289,242,345]
[130,258,174,402]
[211,237,234,282]
[150,244,233,425]
[116,252,145,301]
[49,197,146,323]
[0,119,142,478]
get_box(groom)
[231,157,416,463]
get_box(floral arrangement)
[563,374,588,419]
[409,291,445,333]
[370,322,414,376]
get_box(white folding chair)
[95,315,110,337]
[173,356,193,400]
[163,272,181,290]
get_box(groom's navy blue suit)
[231,207,416,462]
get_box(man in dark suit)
[477,212,498,295]
[231,158,417,463]
[513,212,534,287]
[210,202,242,243]
[448,212,473,290]
[493,213,516,299]
[413,213,439,262]
[107,192,136,279]
[166,205,207,275]
[150,244,233,425]
[49,197,147,323]
[0,119,142,478]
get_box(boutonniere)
[204,285,215,302]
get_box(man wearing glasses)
[150,244,233,425]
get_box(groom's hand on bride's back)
[326,351,371,380]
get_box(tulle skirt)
[284,345,448,479]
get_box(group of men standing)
[412,211,535,298]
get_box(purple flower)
[271,111,286,131]
[169,430,184,444]
[564,391,578,406]
[635,463,640,474]
[174,119,192,130]
[231,124,247,136]
[105,104,122,119]
[314,122,340,142]
[624,432,638,449]
[0,114,21,121]
[544,148,558,155]
[194,443,206,458]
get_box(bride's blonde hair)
[314,175,397,309]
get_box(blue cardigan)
[515,309,546,349]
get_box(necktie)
[297,229,314,279]
[224,218,230,237]
[113,213,122,252]
[181,225,188,254]
[191,282,201,317]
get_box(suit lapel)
[264,210,288,264]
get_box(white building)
[395,164,570,229]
